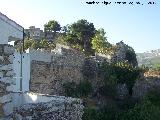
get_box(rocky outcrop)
[132,76,160,99]
[116,83,129,100]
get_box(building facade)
[25,26,44,40]
[0,12,23,44]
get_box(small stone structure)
[30,45,85,95]
[25,26,44,40]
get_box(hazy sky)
[0,0,160,53]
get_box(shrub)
[63,80,92,97]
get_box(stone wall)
[0,44,84,119]
[30,47,85,95]
[13,93,84,120]
[132,76,160,99]
[0,44,15,119]
[111,41,126,63]
[29,45,112,95]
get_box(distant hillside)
[136,49,160,67]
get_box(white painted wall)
[22,53,30,91]
[12,92,78,107]
[0,13,23,44]
[26,48,52,62]
[13,52,30,92]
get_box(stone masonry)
[30,46,85,95]
[13,94,84,120]
[0,44,84,120]
[0,44,15,119]
[111,41,126,63]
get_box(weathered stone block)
[8,55,14,64]
[3,102,13,116]
[4,45,14,55]
[0,56,4,61]
[116,83,129,100]
[0,77,14,84]
[0,45,3,52]
[0,82,8,93]
[6,85,14,92]
[0,72,3,79]
[5,71,14,77]
[3,56,11,65]
[0,103,4,118]
[0,64,12,71]
[0,94,12,104]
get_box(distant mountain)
[136,49,160,67]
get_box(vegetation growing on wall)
[63,80,92,97]
[82,89,160,120]
[99,61,141,95]
[16,18,160,120]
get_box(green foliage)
[92,28,112,54]
[99,62,141,96]
[125,46,138,67]
[63,82,76,97]
[117,89,160,120]
[83,90,160,120]
[118,101,160,120]
[77,80,92,97]
[143,89,160,107]
[66,19,96,54]
[82,107,97,120]
[18,39,56,50]
[152,63,160,71]
[101,74,117,98]
[39,39,49,48]
[31,40,40,49]
[63,80,92,97]
[64,33,79,45]
[44,20,61,33]
[24,39,33,50]
[82,105,118,120]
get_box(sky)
[0,0,160,53]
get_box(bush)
[118,101,160,120]
[82,105,118,120]
[63,82,76,97]
[63,80,92,97]
[117,89,160,120]
[99,62,141,96]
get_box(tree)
[44,20,61,40]
[67,19,96,53]
[31,41,40,49]
[125,45,138,67]
[39,39,49,48]
[24,39,34,50]
[92,28,112,54]
[44,20,61,33]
